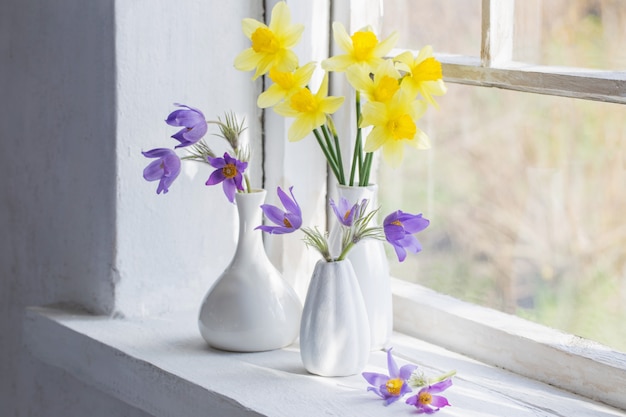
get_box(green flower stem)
[243,173,252,193]
[313,128,342,184]
[360,152,374,186]
[349,91,364,186]
[322,121,345,185]
[336,241,355,261]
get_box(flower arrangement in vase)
[257,185,429,376]
[234,1,446,350]
[142,107,301,352]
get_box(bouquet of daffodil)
[234,1,446,186]
[142,105,252,203]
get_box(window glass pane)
[514,0,626,70]
[381,0,482,57]
[378,84,626,352]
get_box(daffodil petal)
[332,22,352,54]
[321,55,355,72]
[346,64,373,93]
[374,31,400,57]
[288,117,314,142]
[363,127,387,152]
[294,62,317,86]
[242,18,264,38]
[320,96,345,115]
[234,48,263,72]
[361,101,387,127]
[280,24,305,48]
[382,140,404,167]
[273,100,299,118]
[257,85,286,108]
[269,1,291,31]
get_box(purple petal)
[383,210,401,226]
[400,213,430,234]
[405,395,418,406]
[392,243,407,262]
[385,395,402,406]
[166,104,205,126]
[142,148,172,158]
[428,379,453,394]
[233,172,244,191]
[399,364,418,380]
[386,348,400,378]
[255,225,293,235]
[397,234,422,253]
[205,169,226,186]
[143,159,165,181]
[259,204,287,226]
[362,372,389,387]
[277,186,301,216]
[207,156,226,168]
[284,212,302,230]
[366,386,384,399]
[384,223,405,242]
[430,395,450,408]
[223,180,236,203]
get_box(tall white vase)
[198,190,302,352]
[300,259,370,376]
[333,184,392,351]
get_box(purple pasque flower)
[205,152,248,203]
[383,211,430,262]
[256,186,302,235]
[142,148,182,194]
[405,379,452,414]
[166,103,208,148]
[330,197,359,227]
[362,348,418,405]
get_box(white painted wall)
[0,0,262,415]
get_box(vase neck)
[233,191,266,258]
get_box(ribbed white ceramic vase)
[333,184,392,351]
[198,190,302,352]
[300,259,370,376]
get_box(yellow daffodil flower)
[257,62,317,108]
[346,60,402,103]
[322,22,399,73]
[234,1,304,80]
[395,46,447,108]
[361,91,430,167]
[274,73,345,142]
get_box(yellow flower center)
[413,57,443,82]
[351,31,378,61]
[283,217,293,228]
[385,378,403,396]
[388,114,416,140]
[290,88,317,113]
[419,391,433,405]
[251,27,279,54]
[344,210,352,221]
[391,220,403,227]
[373,75,400,102]
[269,67,296,90]
[222,164,237,179]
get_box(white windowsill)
[23,281,626,417]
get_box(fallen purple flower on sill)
[330,197,359,227]
[256,186,302,234]
[362,348,417,405]
[166,103,208,148]
[405,379,452,414]
[206,152,247,203]
[383,211,430,262]
[142,148,182,194]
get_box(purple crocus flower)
[405,379,452,414]
[330,197,359,227]
[166,103,208,148]
[362,348,418,405]
[205,152,248,203]
[383,211,430,262]
[256,186,302,235]
[142,148,181,194]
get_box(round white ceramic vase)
[198,190,302,352]
[333,184,392,351]
[300,259,370,376]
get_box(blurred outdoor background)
[378,0,626,352]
